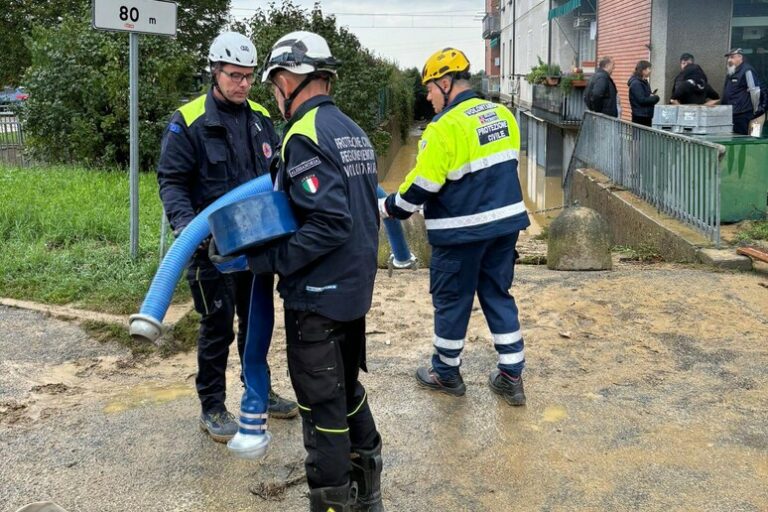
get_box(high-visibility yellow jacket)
[384,90,530,246]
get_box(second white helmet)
[261,31,340,83]
[209,32,258,67]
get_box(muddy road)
[2,252,767,511]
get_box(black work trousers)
[187,251,271,413]
[284,309,380,489]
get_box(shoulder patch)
[301,174,320,194]
[168,122,182,134]
[288,156,322,178]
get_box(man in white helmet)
[157,31,298,444]
[249,31,384,512]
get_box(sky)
[230,0,486,72]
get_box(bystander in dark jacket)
[671,64,720,105]
[627,61,659,126]
[585,57,619,118]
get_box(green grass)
[81,310,199,357]
[0,164,189,314]
[735,220,768,243]
[614,244,664,263]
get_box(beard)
[727,65,737,76]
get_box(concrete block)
[697,248,753,271]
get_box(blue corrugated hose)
[137,175,273,324]
[377,185,413,264]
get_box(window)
[732,0,768,85]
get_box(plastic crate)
[652,105,679,125]
[677,105,732,128]
[674,124,733,135]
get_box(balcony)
[482,14,500,39]
[531,84,585,127]
[482,75,500,99]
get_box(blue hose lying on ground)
[129,177,416,459]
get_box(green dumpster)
[692,134,768,223]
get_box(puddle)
[542,405,568,423]
[104,383,194,414]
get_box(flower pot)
[545,76,561,86]
[571,79,587,88]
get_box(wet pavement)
[1,259,767,511]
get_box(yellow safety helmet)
[421,48,470,85]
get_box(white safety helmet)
[261,31,340,83]
[208,32,258,67]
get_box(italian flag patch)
[301,174,319,194]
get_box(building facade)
[484,0,768,211]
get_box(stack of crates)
[651,105,733,134]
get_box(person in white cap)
[156,31,298,444]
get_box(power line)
[230,7,480,16]
[339,23,479,28]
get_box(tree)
[0,0,84,85]
[18,1,231,169]
[1,0,229,87]
[22,11,198,169]
[235,1,413,154]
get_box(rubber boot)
[309,482,357,512]
[350,438,384,511]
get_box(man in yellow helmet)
[380,48,531,405]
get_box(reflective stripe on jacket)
[385,90,529,246]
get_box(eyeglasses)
[220,69,256,84]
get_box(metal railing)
[0,113,25,167]
[566,112,725,246]
[532,84,586,126]
[482,13,500,39]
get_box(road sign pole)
[92,0,177,260]
[129,32,139,260]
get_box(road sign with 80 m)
[93,0,177,36]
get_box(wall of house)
[596,0,653,121]
[514,0,550,108]
[500,0,516,102]
[485,0,502,77]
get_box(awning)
[548,0,581,20]
[490,37,499,48]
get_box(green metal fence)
[566,112,726,246]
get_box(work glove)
[208,238,249,274]
[378,197,390,219]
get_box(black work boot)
[415,366,466,397]
[488,370,526,406]
[350,438,384,511]
[309,482,357,512]
[268,388,299,419]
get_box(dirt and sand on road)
[2,244,767,511]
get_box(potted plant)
[525,57,561,86]
[560,71,586,93]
